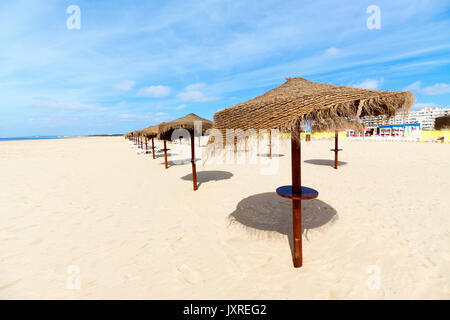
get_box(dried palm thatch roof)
[129,130,140,136]
[311,118,364,132]
[141,125,159,138]
[435,115,450,130]
[213,77,414,140]
[158,113,213,140]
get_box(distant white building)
[360,107,450,130]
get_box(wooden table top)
[276,186,319,200]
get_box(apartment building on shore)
[360,107,450,130]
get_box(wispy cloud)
[325,47,340,56]
[32,98,107,112]
[114,80,136,91]
[412,102,441,110]
[119,111,170,122]
[177,83,214,102]
[349,79,382,90]
[155,104,186,111]
[421,83,450,95]
[405,81,422,91]
[137,85,171,98]
[405,81,450,95]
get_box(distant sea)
[0,134,123,142]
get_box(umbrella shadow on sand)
[181,170,233,188]
[160,157,201,167]
[257,153,285,157]
[228,192,337,261]
[155,152,176,158]
[304,159,347,167]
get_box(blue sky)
[0,0,449,137]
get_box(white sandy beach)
[0,136,449,299]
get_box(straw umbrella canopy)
[212,77,414,268]
[311,118,365,169]
[435,115,450,130]
[157,113,213,190]
[135,130,145,148]
[129,130,140,145]
[141,125,159,158]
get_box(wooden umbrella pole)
[163,140,168,169]
[151,137,155,159]
[334,130,338,169]
[234,136,237,163]
[269,130,272,159]
[141,137,143,149]
[190,131,198,191]
[145,138,148,152]
[256,130,259,157]
[291,127,302,268]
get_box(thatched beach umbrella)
[133,130,143,147]
[213,77,414,268]
[157,113,212,190]
[136,130,145,149]
[435,115,450,131]
[129,130,139,145]
[312,118,363,169]
[141,125,159,159]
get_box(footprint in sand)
[0,278,22,290]
[231,255,251,272]
[0,232,18,240]
[28,238,43,245]
[176,264,201,285]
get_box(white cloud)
[421,83,450,95]
[119,111,170,122]
[325,47,340,56]
[404,81,450,95]
[349,79,381,90]
[177,83,214,102]
[114,80,136,91]
[32,98,106,112]
[412,102,441,110]
[137,85,171,98]
[155,104,186,110]
[185,83,205,91]
[178,91,211,102]
[404,81,422,91]
[119,113,140,120]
